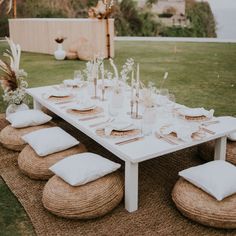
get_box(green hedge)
[0,0,216,38]
[0,16,9,37]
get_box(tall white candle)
[101,62,105,88]
[92,62,96,79]
[136,63,140,95]
[131,76,134,101]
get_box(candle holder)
[127,99,134,116]
[100,87,107,101]
[131,92,142,120]
[131,96,142,120]
[91,77,99,99]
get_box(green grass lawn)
[0,41,236,116]
[0,40,236,235]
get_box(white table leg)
[125,161,139,212]
[214,136,227,161]
[33,99,42,110]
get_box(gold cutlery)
[79,115,105,121]
[155,132,178,145]
[115,136,144,146]
[200,127,215,135]
[55,100,74,105]
[201,120,219,126]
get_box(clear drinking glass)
[160,88,169,97]
[168,93,176,118]
[108,90,125,117]
[168,93,176,104]
[74,70,82,80]
[141,107,157,136]
[159,88,169,106]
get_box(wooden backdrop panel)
[9,18,114,58]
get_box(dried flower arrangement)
[160,72,169,89]
[88,0,114,19]
[0,0,12,14]
[0,37,28,105]
[109,58,135,94]
[55,37,67,44]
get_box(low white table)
[27,85,236,212]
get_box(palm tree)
[0,0,17,18]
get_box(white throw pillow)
[7,109,52,128]
[179,161,236,201]
[50,152,121,186]
[22,127,79,157]
[227,132,236,141]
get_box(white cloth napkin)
[104,120,135,136]
[177,107,214,118]
[43,89,70,99]
[70,100,96,111]
[160,123,200,142]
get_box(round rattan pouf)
[0,123,54,151]
[42,171,124,219]
[172,178,236,229]
[198,140,236,165]
[18,144,87,180]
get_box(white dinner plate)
[70,102,96,111]
[110,121,134,131]
[177,107,211,117]
[43,90,71,98]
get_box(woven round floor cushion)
[18,144,87,180]
[172,178,236,229]
[198,140,236,165]
[0,123,54,151]
[42,171,124,219]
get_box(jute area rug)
[0,114,235,236]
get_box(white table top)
[27,85,236,164]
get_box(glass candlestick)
[91,77,99,99]
[131,93,142,119]
[100,87,107,101]
[127,99,134,116]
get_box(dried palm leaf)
[0,0,12,14]
[0,60,17,91]
[0,37,21,92]
[4,37,21,72]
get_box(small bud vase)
[54,43,66,60]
